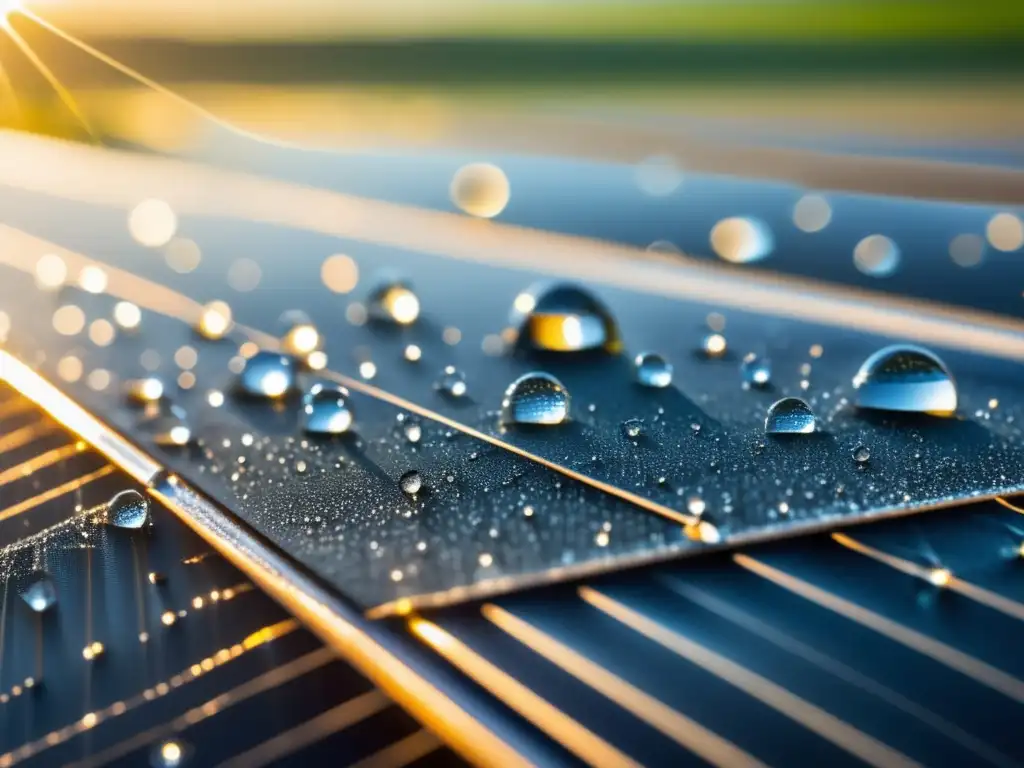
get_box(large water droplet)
[509,282,621,353]
[302,383,353,435]
[368,277,420,325]
[20,572,57,612]
[765,397,816,435]
[107,489,150,529]
[500,372,570,426]
[853,445,871,463]
[710,217,773,264]
[853,344,957,416]
[238,352,295,399]
[278,310,321,358]
[140,403,192,447]
[435,366,467,398]
[634,352,673,388]
[740,353,771,388]
[621,418,644,438]
[400,470,423,495]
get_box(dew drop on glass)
[400,470,423,495]
[20,571,57,612]
[141,403,192,447]
[634,352,673,388]
[238,351,295,399]
[278,309,321,358]
[435,365,467,397]
[622,418,644,438]
[107,489,150,529]
[509,282,621,354]
[853,344,957,416]
[765,397,816,435]
[500,372,570,426]
[853,445,871,464]
[368,276,420,326]
[302,383,353,435]
[740,353,771,388]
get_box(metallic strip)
[0,465,115,523]
[482,604,767,768]
[579,587,922,768]
[217,690,391,768]
[0,423,55,456]
[831,533,1024,623]
[346,730,443,768]
[0,442,84,487]
[734,554,1024,703]
[659,576,1019,768]
[410,617,641,768]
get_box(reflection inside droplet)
[853,344,957,416]
[765,397,816,435]
[400,470,423,495]
[435,366,467,398]
[634,352,673,388]
[368,278,420,325]
[238,352,295,399]
[500,372,570,426]
[278,310,321,358]
[509,282,621,353]
[107,489,150,529]
[302,383,353,435]
[740,353,771,388]
[710,217,773,264]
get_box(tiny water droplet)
[853,344,957,416]
[405,422,422,443]
[622,418,644,438]
[634,352,673,388]
[435,366,467,397]
[107,489,150,529]
[509,282,621,353]
[238,352,295,399]
[278,310,321,358]
[20,572,57,612]
[701,333,727,358]
[140,403,192,447]
[368,276,420,325]
[740,353,771,388]
[500,372,570,426]
[853,445,871,463]
[765,397,816,435]
[400,470,423,495]
[302,383,353,435]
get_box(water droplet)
[368,277,420,325]
[853,445,871,463]
[450,163,510,218]
[405,422,422,443]
[107,489,150,529]
[634,352,673,388]
[853,235,900,277]
[701,333,727,358]
[124,377,165,405]
[238,352,295,399]
[195,300,232,340]
[509,282,621,353]
[20,572,57,612]
[853,344,957,416]
[740,353,771,388]
[141,403,192,447]
[278,310,321,358]
[400,470,423,495]
[765,397,816,435]
[302,383,353,435]
[435,366,467,398]
[621,418,644,438]
[151,739,189,768]
[710,217,774,264]
[500,372,570,426]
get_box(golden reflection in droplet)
[88,319,115,347]
[164,237,201,273]
[986,212,1024,253]
[704,333,727,357]
[478,553,494,568]
[207,390,225,407]
[928,567,952,587]
[35,253,68,290]
[346,302,368,326]
[809,344,824,358]
[710,217,773,264]
[450,162,510,219]
[307,351,328,370]
[321,254,359,294]
[86,369,112,391]
[140,349,161,371]
[113,301,142,330]
[404,344,422,362]
[227,258,262,292]
[126,377,164,403]
[78,265,108,294]
[989,398,999,410]
[197,301,232,340]
[160,741,183,767]
[177,371,196,390]
[359,361,377,380]
[383,288,420,326]
[57,355,83,382]
[0,311,9,342]
[442,327,462,346]
[174,345,198,370]
[792,194,832,233]
[948,233,985,268]
[53,304,86,336]
[129,198,178,248]
[283,325,319,357]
